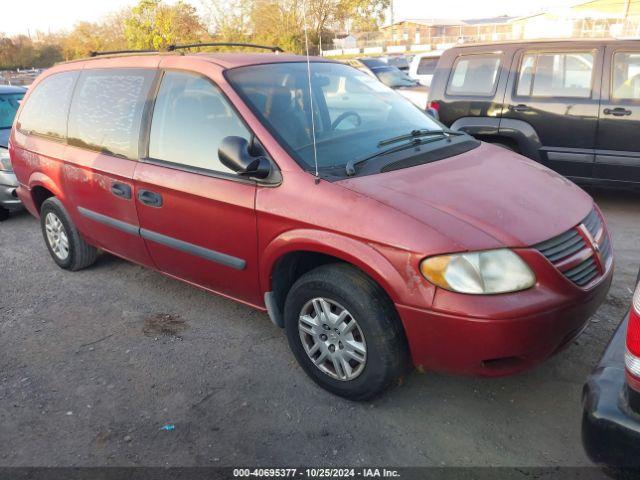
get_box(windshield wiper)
[377,128,464,148]
[345,135,450,176]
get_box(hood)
[0,129,9,149]
[337,142,593,249]
[395,85,429,109]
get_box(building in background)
[325,0,640,57]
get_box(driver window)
[149,71,250,174]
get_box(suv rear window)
[17,71,78,140]
[516,52,594,98]
[417,57,438,75]
[68,68,155,159]
[446,54,501,96]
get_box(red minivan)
[9,48,613,399]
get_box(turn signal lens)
[420,249,536,295]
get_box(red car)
[9,47,613,399]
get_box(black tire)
[40,197,98,271]
[0,207,9,222]
[284,263,407,400]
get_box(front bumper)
[397,261,613,376]
[582,312,640,467]
[0,170,22,210]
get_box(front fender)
[260,229,434,308]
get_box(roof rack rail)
[89,49,156,57]
[167,42,283,53]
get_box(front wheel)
[284,264,407,400]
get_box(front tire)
[40,197,98,271]
[284,264,406,400]
[0,207,9,222]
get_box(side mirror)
[218,136,271,179]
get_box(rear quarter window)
[67,68,155,159]
[446,54,501,96]
[516,51,594,98]
[17,71,79,140]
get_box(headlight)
[420,249,536,294]
[0,148,12,172]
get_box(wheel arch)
[261,230,407,328]
[28,172,63,215]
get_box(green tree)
[124,0,206,50]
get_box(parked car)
[428,39,640,187]
[0,84,26,220]
[409,51,442,87]
[384,54,412,72]
[11,48,613,399]
[583,267,640,467]
[345,57,430,109]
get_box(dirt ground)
[1,187,639,467]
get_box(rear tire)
[284,263,406,400]
[40,197,98,271]
[0,207,9,222]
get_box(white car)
[409,52,442,87]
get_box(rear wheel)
[40,197,98,271]
[0,207,9,221]
[284,263,406,400]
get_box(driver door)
[134,59,262,306]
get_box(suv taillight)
[428,101,440,111]
[625,281,640,391]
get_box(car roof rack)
[89,49,157,57]
[167,42,283,53]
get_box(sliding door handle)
[137,189,163,208]
[510,104,530,112]
[111,182,132,200]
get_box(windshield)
[373,66,417,88]
[226,62,445,173]
[0,93,24,129]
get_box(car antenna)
[302,1,320,184]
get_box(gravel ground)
[0,187,639,467]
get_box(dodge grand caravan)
[10,47,613,399]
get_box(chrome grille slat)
[545,235,586,262]
[534,207,612,288]
[564,257,596,278]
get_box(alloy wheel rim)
[45,212,69,260]
[298,297,367,381]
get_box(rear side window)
[516,52,594,98]
[148,71,250,174]
[17,71,78,139]
[446,54,501,96]
[612,52,640,100]
[417,57,438,75]
[68,69,155,159]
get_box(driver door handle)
[137,189,163,208]
[603,107,632,116]
[510,104,530,112]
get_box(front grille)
[534,207,612,288]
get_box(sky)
[0,0,580,37]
